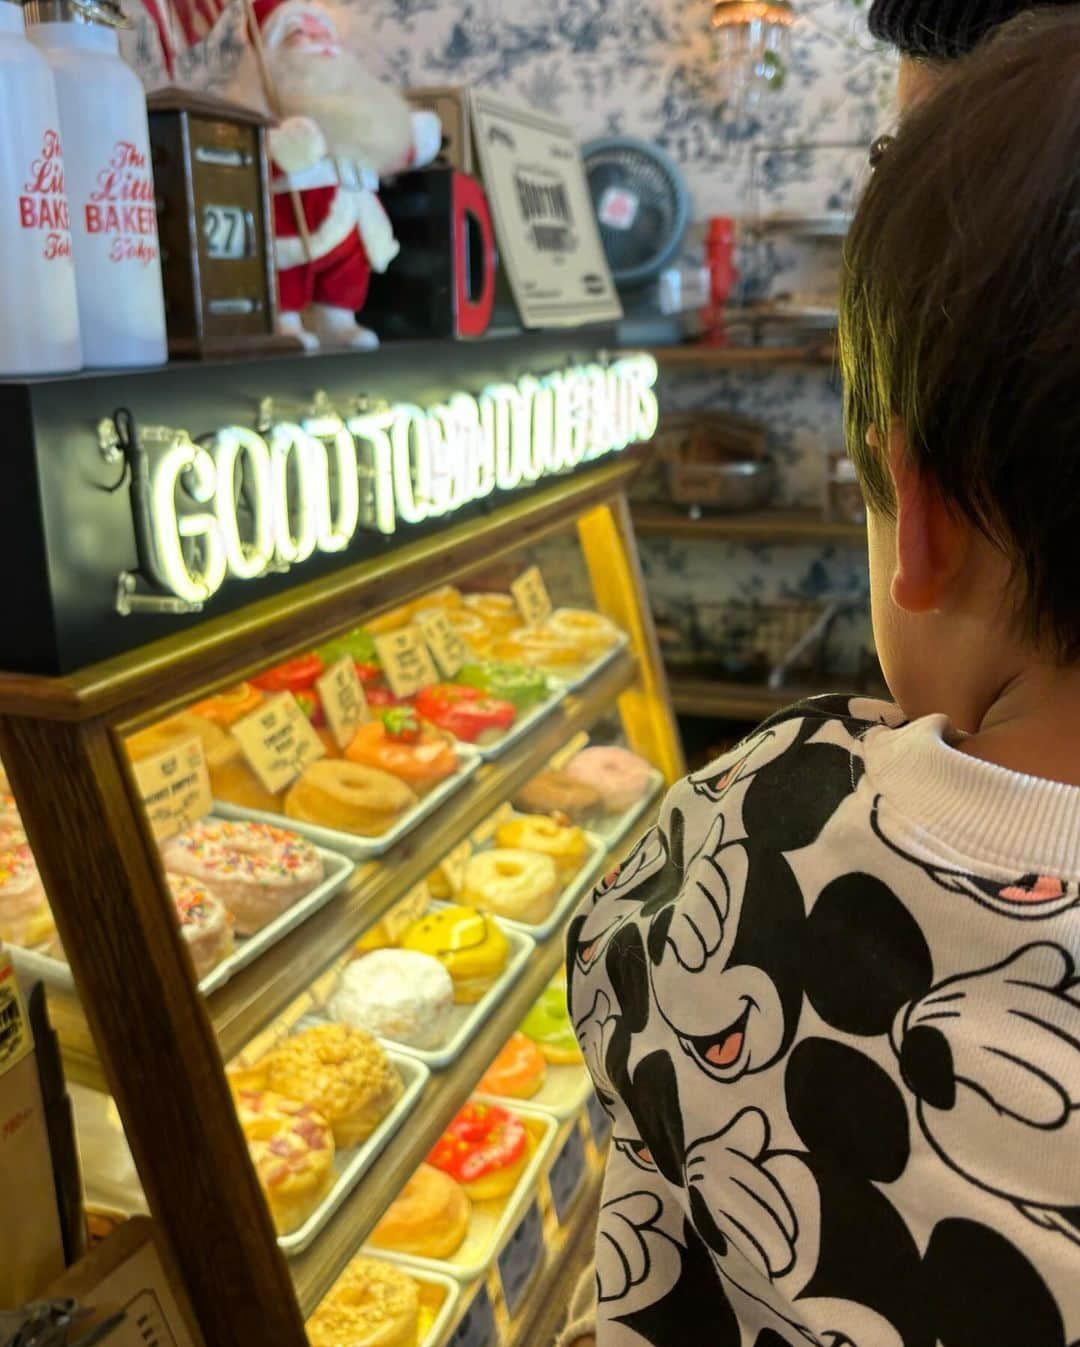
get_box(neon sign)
[133,356,658,607]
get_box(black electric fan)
[582,135,692,323]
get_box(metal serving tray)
[7,833,355,1000]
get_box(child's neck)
[957,662,1080,787]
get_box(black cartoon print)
[570,697,1080,1347]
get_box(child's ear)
[881,420,968,614]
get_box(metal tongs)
[0,1299,125,1347]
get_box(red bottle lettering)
[18,197,36,227]
[23,129,65,195]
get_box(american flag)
[140,0,238,78]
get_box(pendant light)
[712,1,795,110]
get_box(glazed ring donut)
[478,1031,547,1100]
[492,629,583,672]
[545,607,620,657]
[566,746,654,814]
[462,848,560,926]
[512,769,602,822]
[161,820,324,938]
[495,814,591,881]
[369,1162,471,1260]
[285,760,418,836]
[307,1256,420,1347]
[462,592,522,635]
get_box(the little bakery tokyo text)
[130,357,659,607]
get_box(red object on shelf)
[702,216,738,346]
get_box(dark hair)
[840,10,1080,658]
[868,0,1080,58]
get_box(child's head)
[840,11,1080,729]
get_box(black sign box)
[0,330,614,676]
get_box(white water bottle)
[27,0,167,368]
[0,0,81,375]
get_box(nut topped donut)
[307,1256,421,1347]
[161,820,324,937]
[258,1023,403,1149]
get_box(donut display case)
[0,332,679,1347]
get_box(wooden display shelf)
[44,649,638,1091]
[650,340,836,370]
[290,930,570,1315]
[668,673,863,722]
[631,503,865,545]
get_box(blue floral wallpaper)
[125,0,895,684]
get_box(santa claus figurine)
[251,0,442,350]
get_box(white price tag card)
[374,626,440,699]
[511,566,552,627]
[417,609,470,680]
[230,693,326,794]
[317,657,370,751]
[132,736,213,842]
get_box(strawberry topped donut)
[161,820,324,936]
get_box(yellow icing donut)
[495,814,591,881]
[400,905,509,1005]
[462,849,560,926]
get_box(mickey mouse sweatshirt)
[567,696,1080,1347]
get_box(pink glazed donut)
[565,746,653,815]
[161,820,324,937]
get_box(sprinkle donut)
[0,840,53,950]
[161,820,324,936]
[167,872,235,981]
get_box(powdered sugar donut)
[161,820,324,936]
[167,872,234,980]
[0,841,53,949]
[566,746,653,814]
[330,949,455,1050]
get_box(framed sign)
[470,91,622,329]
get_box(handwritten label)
[132,736,213,841]
[0,959,31,1078]
[548,1122,588,1225]
[317,657,370,751]
[448,1284,497,1347]
[230,693,326,794]
[434,839,473,899]
[511,566,552,627]
[374,626,440,699]
[417,609,470,680]
[497,1199,546,1318]
[586,1090,613,1149]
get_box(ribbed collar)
[864,714,1080,879]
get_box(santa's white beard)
[267,45,415,174]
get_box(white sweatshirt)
[568,696,1080,1347]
